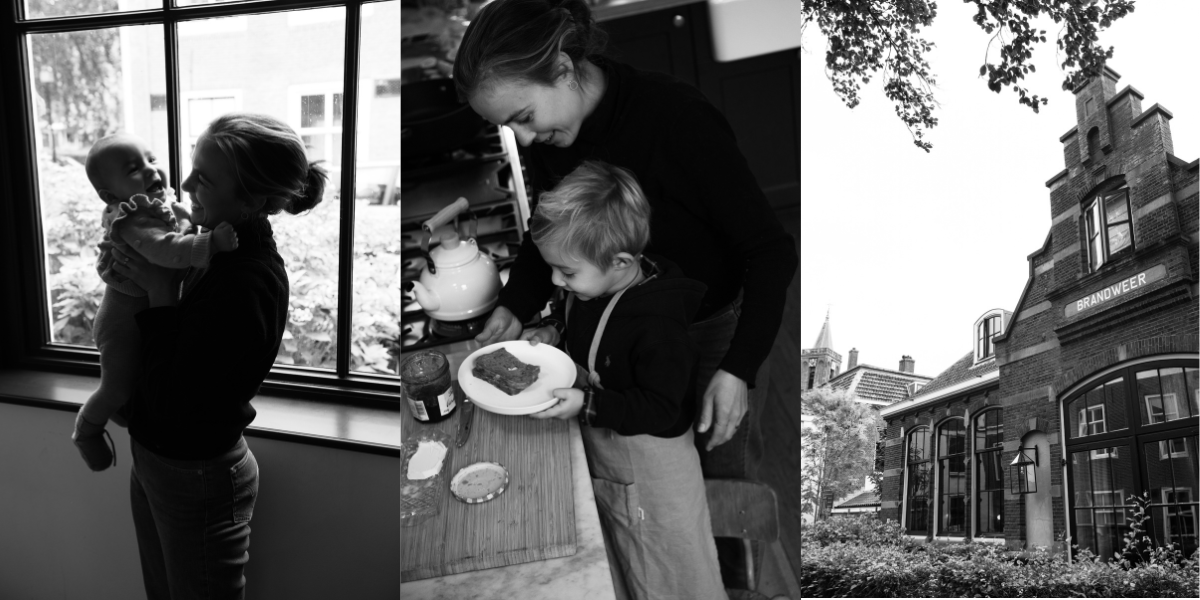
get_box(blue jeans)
[688,296,772,589]
[130,437,258,600]
[688,297,769,481]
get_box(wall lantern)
[1010,447,1038,495]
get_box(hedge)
[800,516,1199,598]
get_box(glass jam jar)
[402,350,457,423]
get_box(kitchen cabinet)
[599,1,800,209]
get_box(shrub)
[800,515,910,548]
[799,540,1199,598]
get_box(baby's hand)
[213,222,239,253]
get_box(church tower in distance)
[801,310,842,392]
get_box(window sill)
[0,367,400,457]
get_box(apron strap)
[564,286,630,391]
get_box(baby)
[72,133,238,471]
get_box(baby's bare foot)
[213,222,239,253]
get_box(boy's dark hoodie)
[553,254,706,438]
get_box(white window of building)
[973,310,1006,364]
[1084,188,1133,272]
[289,84,344,168]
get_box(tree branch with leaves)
[802,0,1135,151]
[800,387,885,521]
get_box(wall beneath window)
[0,402,399,600]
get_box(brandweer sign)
[1066,264,1167,318]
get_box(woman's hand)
[696,369,748,452]
[474,305,523,345]
[520,325,560,347]
[529,388,584,420]
[111,245,179,307]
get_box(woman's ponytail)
[287,161,327,215]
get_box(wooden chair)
[706,478,791,600]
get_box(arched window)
[938,419,967,535]
[904,427,932,534]
[1067,360,1199,560]
[975,409,1005,537]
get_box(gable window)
[1084,188,1133,272]
[1065,360,1199,560]
[6,1,402,397]
[904,427,932,534]
[937,419,967,536]
[976,313,1003,362]
[975,409,1005,537]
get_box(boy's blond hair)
[530,160,651,270]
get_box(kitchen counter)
[400,340,616,600]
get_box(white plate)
[458,340,576,415]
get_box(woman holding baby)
[78,113,325,599]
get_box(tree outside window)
[21,1,401,381]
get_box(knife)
[456,392,475,448]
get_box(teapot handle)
[422,197,470,234]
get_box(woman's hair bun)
[287,161,327,215]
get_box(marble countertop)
[401,417,615,599]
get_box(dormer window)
[1084,188,1133,272]
[974,310,1005,363]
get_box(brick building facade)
[878,68,1199,558]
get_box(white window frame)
[1078,405,1109,438]
[179,90,243,178]
[1159,437,1189,459]
[1093,489,1125,525]
[1162,489,1196,543]
[972,310,1006,364]
[1083,188,1133,272]
[1145,393,1182,425]
[288,83,344,168]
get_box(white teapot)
[408,197,501,321]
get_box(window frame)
[1063,358,1200,560]
[936,418,967,537]
[903,426,932,535]
[0,0,397,405]
[1083,187,1134,273]
[973,408,1005,538]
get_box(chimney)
[899,355,914,374]
[848,348,858,370]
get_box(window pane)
[1187,368,1200,418]
[333,93,344,127]
[23,0,159,19]
[351,0,401,375]
[31,25,168,348]
[1068,397,1084,440]
[1138,369,1165,425]
[179,8,346,370]
[1104,377,1128,432]
[1105,191,1129,222]
[1107,223,1131,254]
[1159,368,1188,423]
[301,95,326,128]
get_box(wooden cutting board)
[401,381,577,581]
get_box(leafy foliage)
[800,388,885,520]
[800,512,1200,597]
[40,157,400,375]
[801,0,1136,151]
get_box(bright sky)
[799,1,1200,380]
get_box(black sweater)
[127,217,288,460]
[499,57,798,387]
[555,255,706,438]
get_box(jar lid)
[401,350,448,383]
[450,462,509,504]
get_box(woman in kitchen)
[454,0,797,593]
[106,112,325,599]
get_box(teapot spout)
[409,281,441,312]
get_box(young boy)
[525,160,727,599]
[72,133,238,471]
